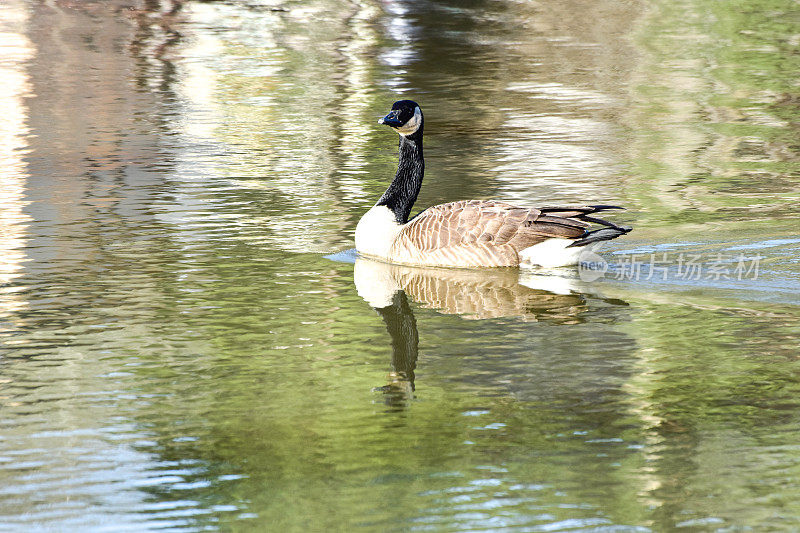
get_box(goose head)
[379,100,423,137]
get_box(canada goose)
[355,100,632,268]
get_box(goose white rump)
[356,100,631,268]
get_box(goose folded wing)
[390,200,589,267]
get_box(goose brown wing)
[390,200,590,267]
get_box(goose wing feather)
[390,200,600,267]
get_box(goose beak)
[379,111,403,128]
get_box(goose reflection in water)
[354,257,616,405]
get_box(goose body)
[355,101,631,268]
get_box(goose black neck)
[377,132,424,224]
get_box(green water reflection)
[0,0,799,530]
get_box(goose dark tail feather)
[538,204,632,247]
[567,225,632,248]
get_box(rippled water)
[1,0,799,530]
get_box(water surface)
[1,0,799,530]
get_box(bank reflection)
[354,257,613,403]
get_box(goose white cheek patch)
[396,107,422,136]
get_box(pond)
[1,0,799,530]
